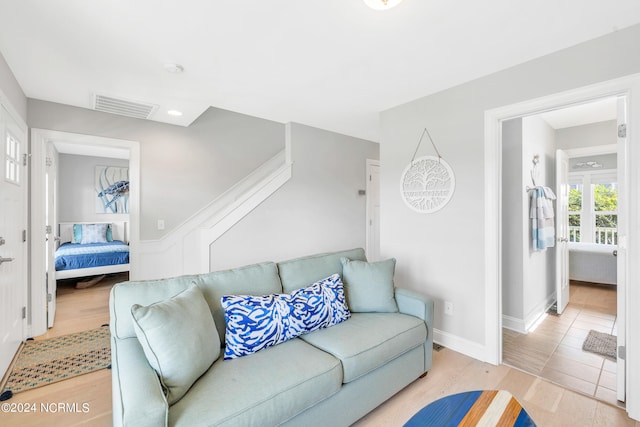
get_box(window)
[593,182,617,244]
[568,172,617,245]
[5,130,20,184]
[568,183,582,242]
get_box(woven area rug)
[582,329,617,360]
[0,325,111,399]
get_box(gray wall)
[27,101,285,240]
[556,120,617,150]
[211,123,379,270]
[380,24,640,346]
[0,51,26,122]
[58,154,130,224]
[501,118,524,320]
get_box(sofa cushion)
[300,313,426,383]
[221,273,350,359]
[198,262,283,345]
[341,257,398,312]
[169,338,342,427]
[277,248,367,293]
[111,275,203,340]
[130,284,220,405]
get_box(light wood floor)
[503,281,620,408]
[1,275,636,426]
[0,274,125,427]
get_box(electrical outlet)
[444,301,454,316]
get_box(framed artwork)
[96,165,129,214]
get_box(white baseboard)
[502,292,557,334]
[433,328,488,363]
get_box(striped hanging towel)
[530,186,556,251]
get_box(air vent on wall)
[93,94,158,120]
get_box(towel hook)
[530,155,540,187]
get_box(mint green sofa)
[110,248,434,427]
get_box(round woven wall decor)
[400,155,455,213]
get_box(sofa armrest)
[395,287,435,372]
[111,337,168,427]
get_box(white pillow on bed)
[74,223,111,244]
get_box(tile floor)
[503,281,621,408]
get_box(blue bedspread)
[55,241,130,271]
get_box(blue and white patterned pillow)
[221,273,350,360]
[79,223,110,244]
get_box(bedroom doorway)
[30,129,140,337]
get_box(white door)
[555,149,570,314]
[366,160,380,261]
[0,104,27,378]
[616,95,628,402]
[46,142,57,327]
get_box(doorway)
[499,99,622,406]
[30,129,140,337]
[483,74,640,419]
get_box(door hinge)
[22,230,26,242]
[22,306,26,319]
[47,293,53,303]
[45,225,52,235]
[618,345,626,360]
[22,153,28,166]
[618,123,627,138]
[45,156,53,167]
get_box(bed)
[55,221,130,280]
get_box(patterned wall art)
[95,165,129,214]
[400,156,455,213]
[400,128,456,214]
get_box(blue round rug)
[404,390,536,426]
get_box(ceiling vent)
[93,94,158,120]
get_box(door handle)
[613,250,618,257]
[0,257,15,265]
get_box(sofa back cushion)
[198,262,282,345]
[277,248,367,293]
[110,274,202,340]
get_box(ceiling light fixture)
[163,63,184,74]
[167,110,183,116]
[363,0,403,10]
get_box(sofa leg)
[419,371,428,379]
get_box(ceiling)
[537,97,618,130]
[0,1,639,142]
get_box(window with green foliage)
[568,173,617,245]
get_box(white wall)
[210,123,379,270]
[501,116,556,332]
[521,115,556,325]
[27,102,285,240]
[380,24,640,353]
[556,120,617,150]
[58,154,130,224]
[0,51,26,122]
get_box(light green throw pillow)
[340,257,398,313]
[130,283,220,405]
